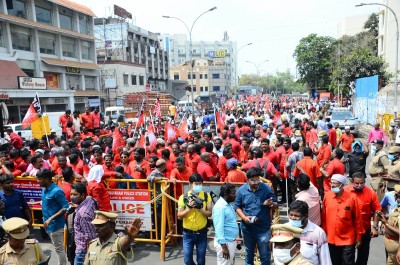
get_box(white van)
[4,123,33,140]
[105,106,125,123]
[178,101,192,112]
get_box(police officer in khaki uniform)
[378,184,400,265]
[270,224,312,265]
[382,146,400,192]
[84,211,142,265]
[368,139,391,200]
[0,217,47,265]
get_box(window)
[8,0,26,18]
[62,36,76,57]
[200,87,203,92]
[212,73,220,79]
[205,74,208,79]
[200,74,203,79]
[35,6,51,25]
[139,76,144,85]
[174,74,179,80]
[59,13,73,31]
[193,87,196,92]
[38,31,55,54]
[205,86,208,91]
[192,74,196,79]
[79,15,89,34]
[213,86,220,92]
[0,23,5,47]
[10,24,31,51]
[81,41,92,60]
[187,74,191,79]
[123,74,128,86]
[131,75,137,85]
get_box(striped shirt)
[74,196,98,253]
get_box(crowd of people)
[0,95,398,265]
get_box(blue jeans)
[183,230,208,265]
[74,252,86,265]
[241,227,271,265]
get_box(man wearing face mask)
[346,141,369,179]
[274,200,331,265]
[367,123,387,156]
[382,146,400,195]
[322,174,364,265]
[367,139,391,200]
[177,173,212,265]
[270,224,311,265]
[344,172,381,265]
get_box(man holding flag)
[22,94,42,129]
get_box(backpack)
[255,159,269,179]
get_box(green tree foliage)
[238,72,306,94]
[293,34,336,89]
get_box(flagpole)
[149,108,155,131]
[36,93,50,148]
[213,104,218,132]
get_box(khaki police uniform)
[0,217,46,265]
[368,148,391,198]
[84,211,133,265]
[383,185,400,265]
[270,224,312,265]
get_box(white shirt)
[72,116,81,133]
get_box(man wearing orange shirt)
[339,126,355,173]
[320,148,345,193]
[239,139,251,164]
[81,107,94,132]
[225,158,247,183]
[187,144,201,173]
[197,153,217,181]
[127,147,150,189]
[241,147,280,179]
[92,107,101,131]
[315,136,331,167]
[293,147,322,193]
[170,157,193,199]
[276,138,293,203]
[261,138,278,166]
[218,148,233,182]
[58,110,72,139]
[322,174,364,265]
[327,123,337,149]
[344,172,381,265]
[305,121,318,149]
[227,133,241,156]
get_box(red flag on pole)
[148,125,158,151]
[136,100,145,128]
[112,127,124,153]
[22,94,42,128]
[136,134,146,148]
[178,119,189,139]
[154,97,161,119]
[164,122,178,143]
[215,111,225,132]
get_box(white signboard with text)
[18,77,47,90]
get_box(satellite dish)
[0,102,8,124]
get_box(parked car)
[4,123,32,140]
[329,108,360,137]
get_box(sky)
[80,0,379,77]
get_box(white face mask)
[274,243,298,263]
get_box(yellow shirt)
[0,240,46,265]
[169,105,176,116]
[178,190,212,231]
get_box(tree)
[293,34,336,89]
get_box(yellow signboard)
[31,116,50,139]
[215,50,227,58]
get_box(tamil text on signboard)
[108,189,151,231]
[18,77,47,90]
[14,179,42,208]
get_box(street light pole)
[163,7,217,115]
[235,43,252,97]
[356,3,399,116]
[246,60,269,93]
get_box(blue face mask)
[397,202,400,207]
[389,154,396,161]
[372,146,377,152]
[288,218,303,228]
[192,185,202,194]
[296,136,302,141]
[332,186,341,193]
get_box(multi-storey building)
[164,34,236,95]
[0,0,101,123]
[94,17,169,106]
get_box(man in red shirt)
[327,123,337,149]
[227,133,241,156]
[322,174,364,265]
[261,138,278,167]
[58,110,72,139]
[305,121,318,149]
[239,139,251,164]
[241,147,280,179]
[344,172,381,265]
[102,154,122,189]
[218,148,233,182]
[81,107,94,132]
[225,158,247,183]
[6,128,23,149]
[293,147,322,192]
[92,107,101,131]
[197,153,217,181]
[170,157,193,199]
[127,147,150,189]
[339,126,355,173]
[315,136,331,167]
[320,148,345,193]
[187,144,201,172]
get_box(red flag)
[148,125,158,151]
[22,94,42,128]
[154,97,161,118]
[112,127,124,153]
[136,111,144,128]
[136,134,146,148]
[273,110,282,127]
[178,119,189,139]
[164,122,178,143]
[215,111,225,132]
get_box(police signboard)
[18,77,47,90]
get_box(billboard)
[18,77,47,90]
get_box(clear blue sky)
[81,0,379,77]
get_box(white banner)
[18,77,47,90]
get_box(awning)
[0,60,27,89]
[51,0,96,17]
[42,58,100,70]
[74,90,103,96]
